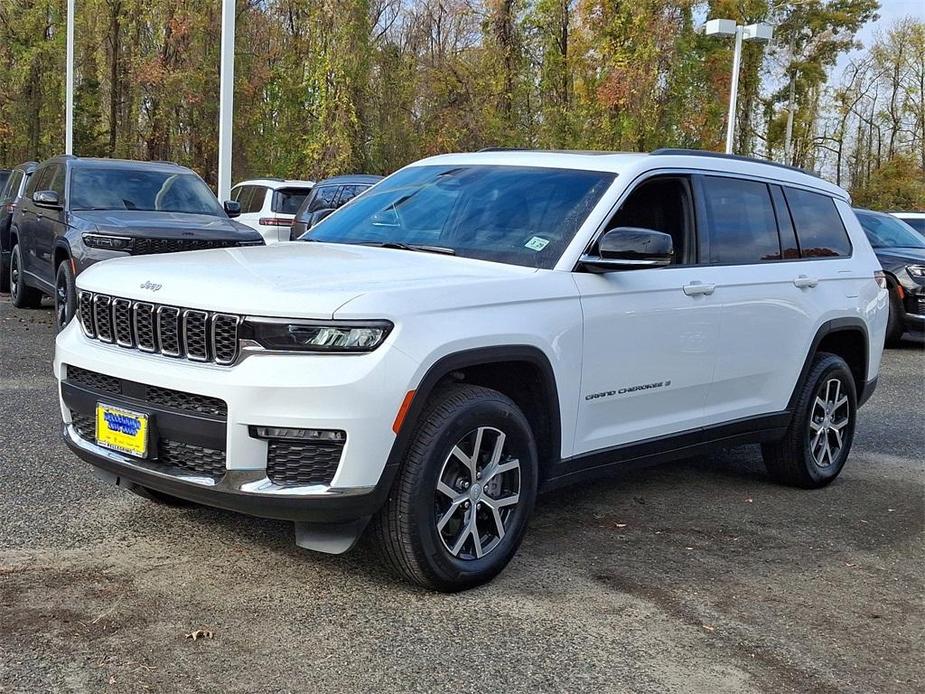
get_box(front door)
[572,175,723,455]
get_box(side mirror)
[33,190,62,209]
[580,227,674,273]
[223,200,241,218]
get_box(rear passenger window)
[308,185,341,212]
[783,188,852,258]
[245,187,267,213]
[702,176,781,264]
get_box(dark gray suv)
[8,156,262,330]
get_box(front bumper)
[55,320,420,523]
[64,424,392,523]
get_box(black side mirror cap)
[223,200,241,218]
[33,190,62,209]
[580,227,674,273]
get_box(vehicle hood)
[874,246,925,269]
[75,241,537,318]
[70,210,260,240]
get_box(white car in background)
[890,212,925,236]
[230,178,314,244]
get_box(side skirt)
[541,412,791,493]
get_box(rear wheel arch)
[789,319,869,410]
[386,346,562,482]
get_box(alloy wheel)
[434,426,521,560]
[808,377,850,467]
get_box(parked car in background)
[0,161,37,292]
[56,149,886,590]
[290,174,383,240]
[855,209,925,345]
[890,212,925,236]
[8,156,262,331]
[230,178,314,244]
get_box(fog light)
[249,426,345,442]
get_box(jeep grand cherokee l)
[54,149,887,591]
[8,156,262,330]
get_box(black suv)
[0,161,38,292]
[854,208,925,345]
[289,174,383,239]
[8,156,262,329]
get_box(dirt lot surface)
[0,298,922,693]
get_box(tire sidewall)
[10,243,24,305]
[55,259,77,332]
[797,359,857,485]
[408,396,538,589]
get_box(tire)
[129,484,198,507]
[54,259,77,332]
[9,243,43,308]
[371,384,538,591]
[762,352,857,489]
[0,255,9,293]
[884,287,904,347]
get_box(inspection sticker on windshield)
[525,236,550,251]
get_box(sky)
[833,0,925,76]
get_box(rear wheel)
[371,384,538,591]
[0,253,9,293]
[762,352,857,488]
[54,260,77,332]
[9,243,43,308]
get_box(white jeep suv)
[55,149,887,590]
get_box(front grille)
[266,439,344,487]
[78,291,241,365]
[132,238,240,255]
[69,410,226,479]
[66,366,227,417]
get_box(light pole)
[65,0,75,155]
[703,19,774,154]
[217,0,235,202]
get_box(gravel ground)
[0,298,922,693]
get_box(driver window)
[604,177,693,265]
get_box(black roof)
[40,155,189,174]
[315,174,384,187]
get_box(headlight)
[242,319,393,353]
[82,233,133,251]
[907,265,925,279]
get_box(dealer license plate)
[96,403,149,458]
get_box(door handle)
[682,281,716,296]
[793,275,818,289]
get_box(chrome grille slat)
[183,310,209,362]
[112,298,134,347]
[157,306,182,357]
[93,295,114,343]
[77,292,240,366]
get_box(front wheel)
[371,384,538,591]
[762,352,857,489]
[54,259,77,332]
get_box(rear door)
[701,177,848,422]
[15,165,49,278]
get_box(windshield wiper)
[357,241,456,255]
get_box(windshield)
[856,211,925,249]
[70,168,224,216]
[302,165,615,269]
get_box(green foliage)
[851,155,925,211]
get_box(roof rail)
[650,148,819,179]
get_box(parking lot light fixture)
[703,19,774,154]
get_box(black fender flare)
[787,317,870,411]
[381,345,563,489]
